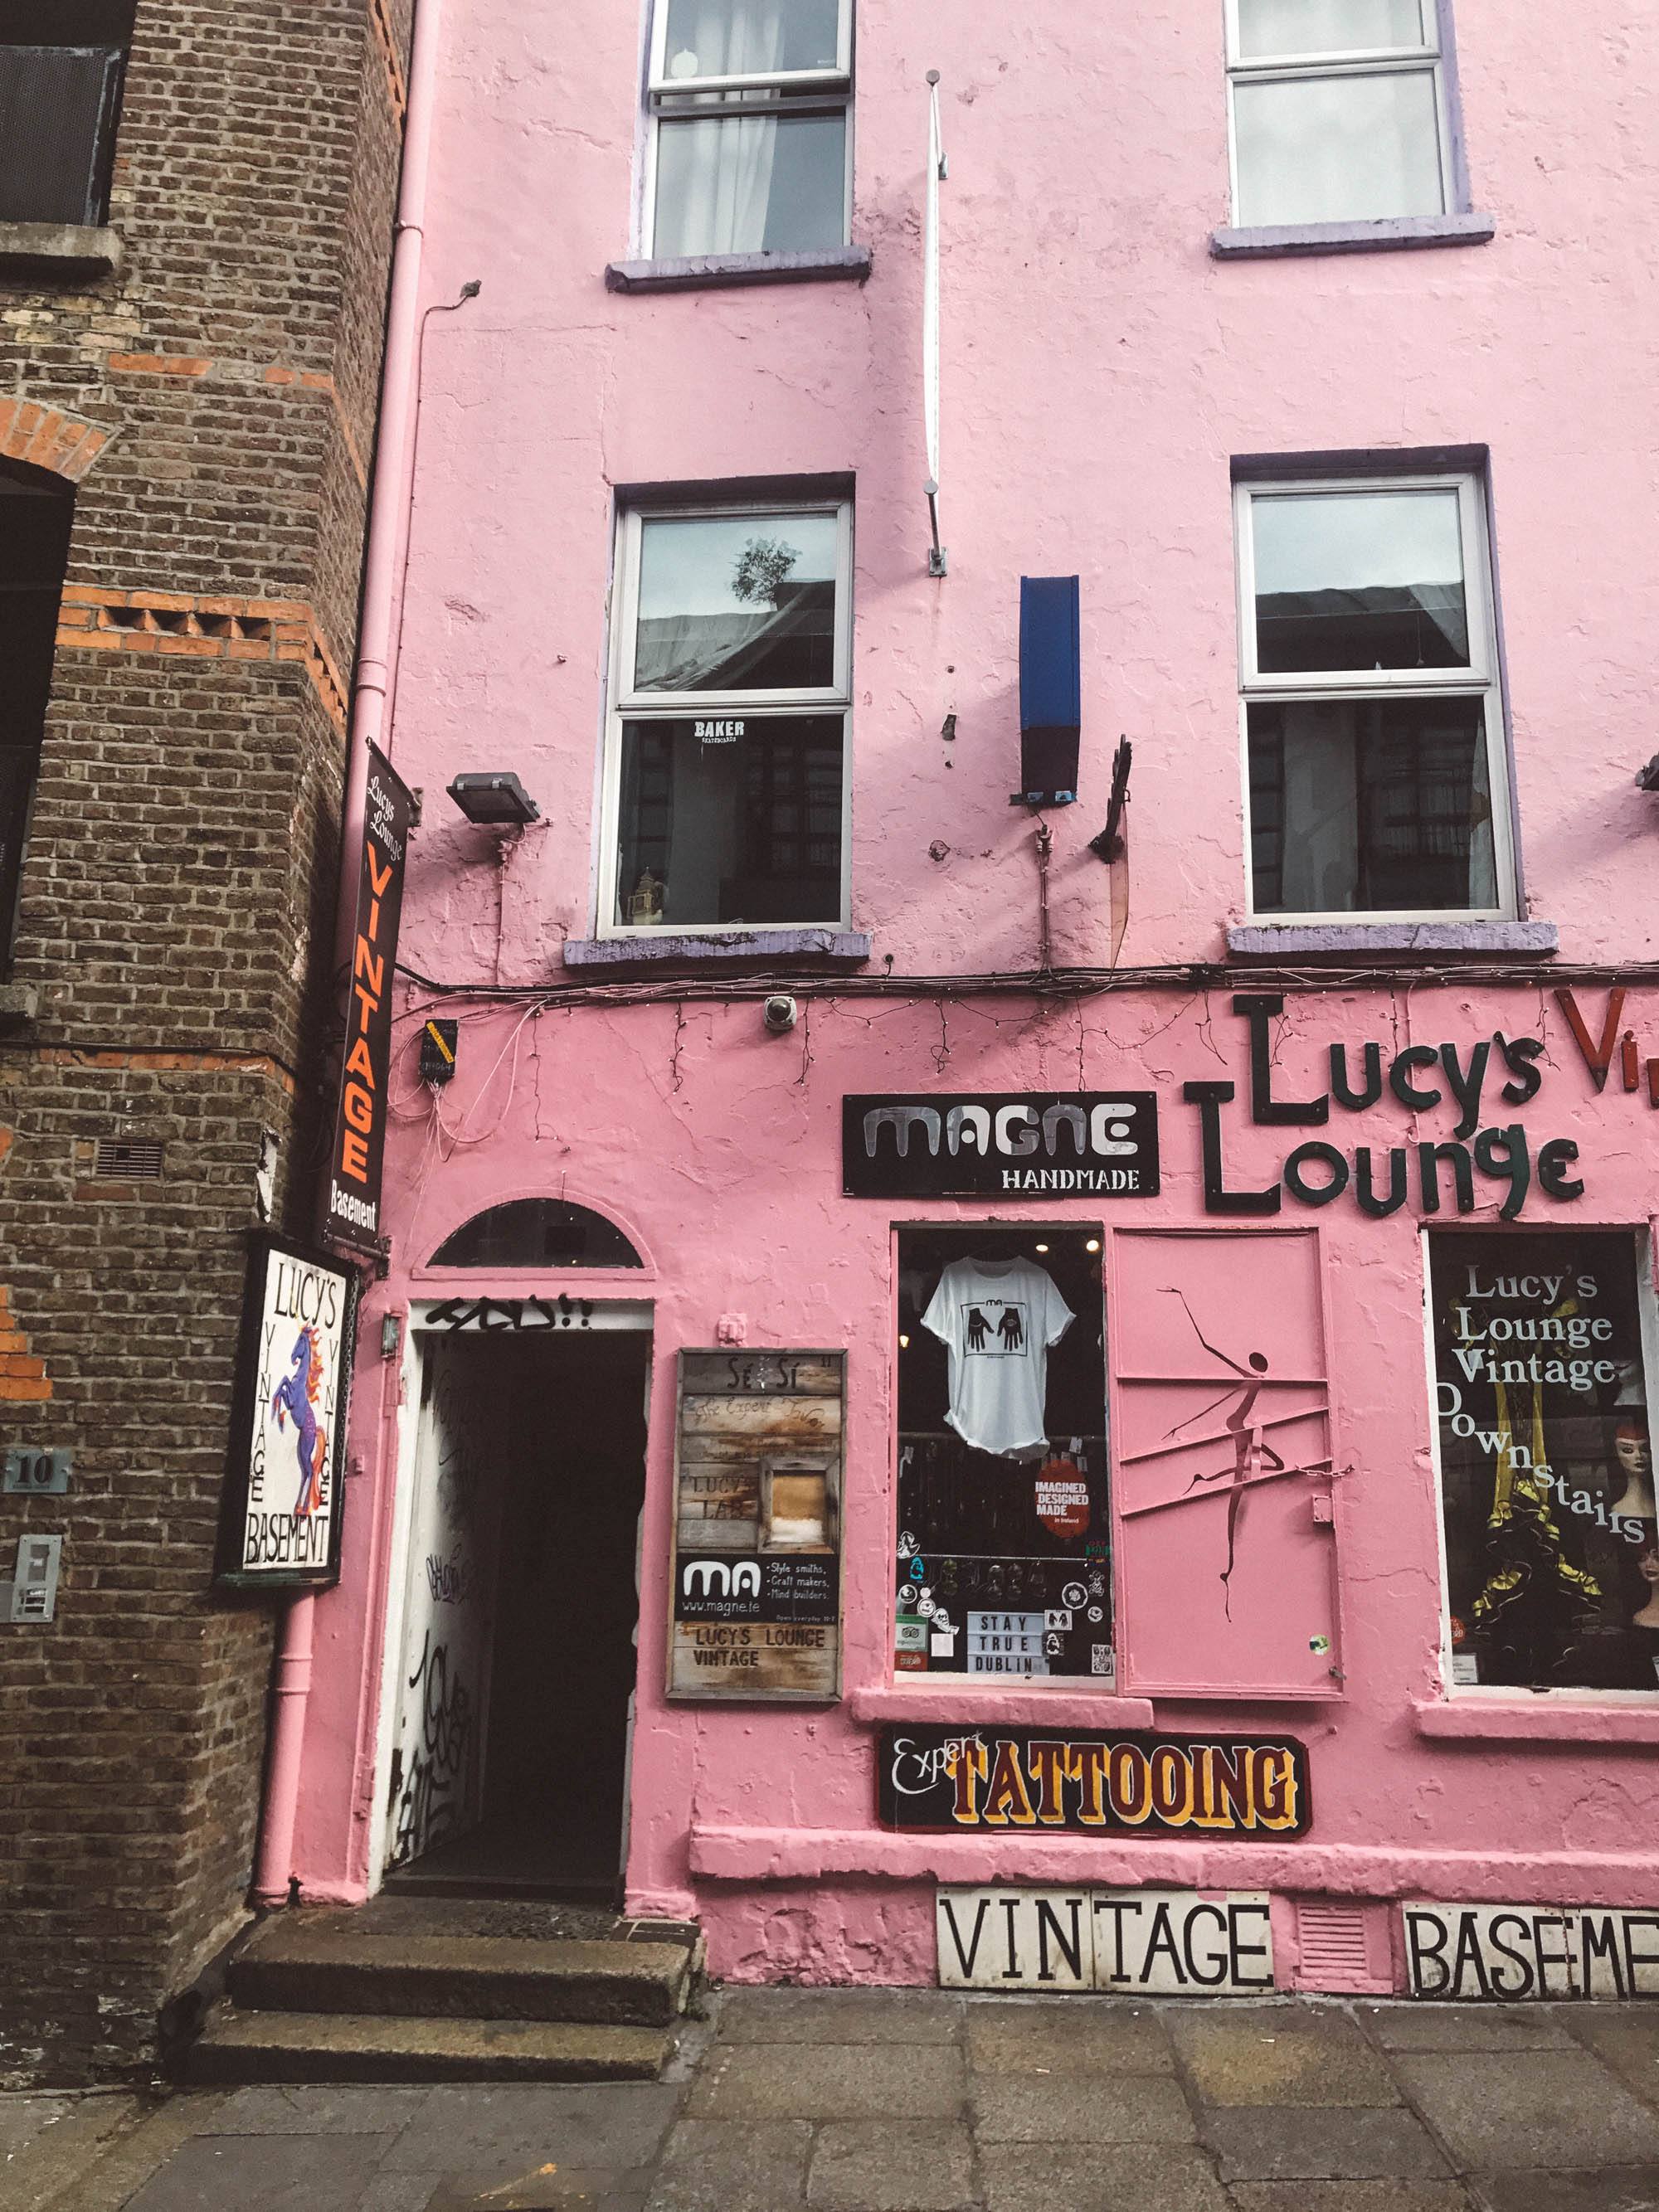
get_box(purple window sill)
[605,246,871,295]
[1228,921,1558,960]
[1211,212,1496,260]
[563,929,872,971]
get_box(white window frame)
[641,0,854,260]
[599,495,854,939]
[1224,0,1455,229]
[1234,469,1516,926]
[1423,1226,1659,1704]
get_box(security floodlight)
[447,771,540,827]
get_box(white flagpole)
[924,69,946,578]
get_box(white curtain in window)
[669,0,784,255]
[1278,701,1360,912]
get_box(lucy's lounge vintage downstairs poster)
[216,1232,359,1589]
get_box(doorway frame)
[370,1295,656,1892]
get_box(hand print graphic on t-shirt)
[922,1258,1073,1456]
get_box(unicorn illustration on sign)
[271,1325,328,1518]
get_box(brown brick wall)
[0,0,405,2083]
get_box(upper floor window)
[0,457,75,970]
[1235,469,1514,921]
[1226,0,1452,228]
[603,495,852,933]
[0,2,134,228]
[645,0,852,260]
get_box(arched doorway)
[377,1203,650,1899]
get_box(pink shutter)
[1110,1228,1342,1699]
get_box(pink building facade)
[284,0,1659,2000]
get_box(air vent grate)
[94,1138,163,1182]
[1293,1900,1374,1991]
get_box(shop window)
[894,1226,1112,1682]
[1226,0,1453,229]
[645,0,852,260]
[429,1198,643,1269]
[0,457,75,970]
[1429,1230,1659,1694]
[1235,469,1515,922]
[605,497,851,934]
[0,2,134,227]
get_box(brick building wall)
[0,0,406,2083]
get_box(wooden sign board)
[668,1350,844,1701]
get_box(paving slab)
[427,2165,648,2210]
[718,1988,962,2044]
[1171,2007,1400,2107]
[966,1998,1174,2074]
[979,2142,1230,2212]
[377,2081,682,2176]
[353,2180,440,2212]
[206,2084,430,2134]
[688,2041,966,2121]
[1392,2050,1659,2172]
[1554,2012,1659,2111]
[1203,2107,1452,2183]
[1229,2187,1474,2212]
[1467,2173,1659,2212]
[973,2069,1196,2144]
[808,2119,975,2210]
[0,2092,153,2212]
[1360,2006,1576,2054]
[0,2097,72,2161]
[119,2130,396,2212]
[644,2117,812,2212]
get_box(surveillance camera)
[762,994,798,1035]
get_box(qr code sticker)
[1091,1644,1115,1678]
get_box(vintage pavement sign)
[668,1350,844,1699]
[216,1232,358,1588]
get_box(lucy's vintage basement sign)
[879,1726,1310,1835]
[324,745,415,1257]
[843,1093,1159,1198]
[216,1232,359,1588]
[1404,1903,1659,2001]
[668,1350,844,1701]
[937,1887,1275,1994]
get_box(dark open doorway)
[383,1326,649,1901]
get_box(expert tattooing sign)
[216,1233,359,1589]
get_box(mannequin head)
[1616,1420,1652,1480]
[1613,1417,1657,1521]
[1633,1543,1659,1631]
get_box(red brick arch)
[0,399,111,484]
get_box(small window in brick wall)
[0,2,135,228]
[94,1137,163,1182]
[0,455,75,970]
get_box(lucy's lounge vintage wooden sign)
[879,1726,1311,1836]
[843,1093,1160,1198]
[668,1350,844,1701]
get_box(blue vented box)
[1016,575,1081,805]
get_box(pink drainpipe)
[251,0,443,1909]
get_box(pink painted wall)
[289,0,1659,1991]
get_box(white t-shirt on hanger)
[922,1256,1074,1458]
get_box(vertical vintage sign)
[668,1350,844,1700]
[324,745,415,1256]
[216,1232,359,1588]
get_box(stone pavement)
[11,1991,1659,2212]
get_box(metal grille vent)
[1294,1900,1374,1991]
[94,1138,163,1181]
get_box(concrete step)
[230,1924,693,2028]
[185,2006,672,2084]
